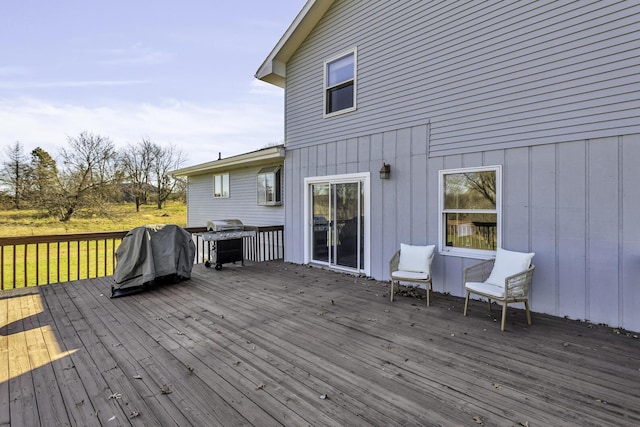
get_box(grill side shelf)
[199,231,257,270]
[200,230,257,241]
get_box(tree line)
[0,131,187,221]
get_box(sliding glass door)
[307,174,369,273]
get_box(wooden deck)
[2,260,639,427]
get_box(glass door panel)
[333,182,360,269]
[309,178,365,272]
[311,183,330,263]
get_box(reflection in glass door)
[311,183,329,263]
[333,182,362,269]
[310,180,364,271]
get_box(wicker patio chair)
[389,243,435,306]
[463,248,535,331]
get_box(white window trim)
[438,165,502,259]
[257,166,282,206]
[323,47,357,118]
[213,173,229,198]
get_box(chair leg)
[390,280,395,302]
[524,300,532,325]
[425,284,430,306]
[487,299,492,312]
[463,291,470,316]
[501,302,508,331]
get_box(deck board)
[22,292,68,427]
[2,260,640,426]
[7,293,40,427]
[183,274,461,425]
[0,296,10,427]
[42,279,126,426]
[65,278,185,426]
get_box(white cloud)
[0,66,32,77]
[94,43,173,66]
[249,79,284,96]
[0,80,148,90]
[0,96,284,166]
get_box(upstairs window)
[257,166,282,206]
[213,173,229,198]
[439,166,501,258]
[324,49,356,116]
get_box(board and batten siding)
[185,166,284,228]
[285,125,640,331]
[277,0,640,329]
[284,0,640,156]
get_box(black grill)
[200,219,256,270]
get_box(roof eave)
[255,0,335,87]
[171,146,285,177]
[256,60,287,88]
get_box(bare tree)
[462,172,496,206]
[0,142,31,209]
[120,138,154,211]
[53,131,122,221]
[445,171,496,210]
[171,175,187,203]
[149,142,186,209]
[119,138,185,210]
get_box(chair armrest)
[505,264,535,297]
[463,258,495,284]
[389,250,400,275]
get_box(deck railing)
[0,225,284,290]
[190,225,285,264]
[446,223,497,251]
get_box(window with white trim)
[213,173,229,198]
[257,166,282,206]
[324,49,356,116]
[439,166,501,257]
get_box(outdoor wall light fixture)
[379,163,391,180]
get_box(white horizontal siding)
[186,164,284,228]
[284,0,640,155]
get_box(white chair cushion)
[391,270,431,281]
[485,248,535,286]
[465,281,505,298]
[397,243,435,274]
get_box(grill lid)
[206,219,244,232]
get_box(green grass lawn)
[0,202,187,237]
[1,203,187,289]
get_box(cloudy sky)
[0,0,305,167]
